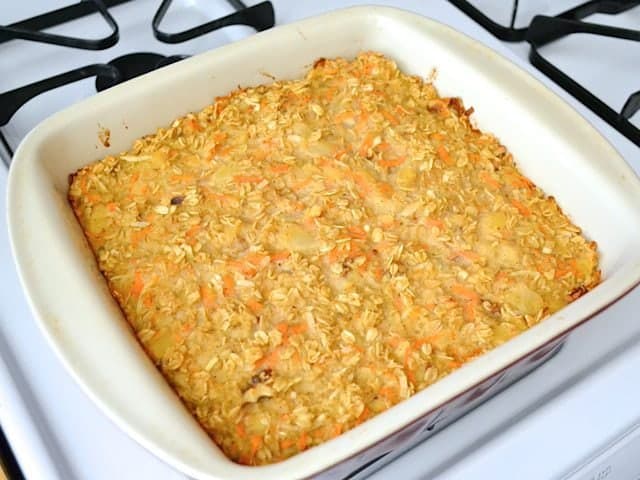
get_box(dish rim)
[7,5,640,479]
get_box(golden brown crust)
[68,52,600,465]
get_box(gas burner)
[450,0,640,146]
[95,52,190,92]
[0,0,275,166]
[153,0,274,43]
[0,0,128,50]
[526,2,640,147]
[449,0,526,41]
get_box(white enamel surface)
[7,7,640,480]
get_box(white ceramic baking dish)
[7,6,640,480]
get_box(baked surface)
[69,52,600,465]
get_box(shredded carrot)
[142,293,154,308]
[555,260,578,279]
[451,284,480,304]
[346,242,366,260]
[200,284,217,309]
[333,148,348,160]
[452,250,481,262]
[78,176,88,194]
[181,321,194,335]
[326,247,343,264]
[382,110,399,125]
[268,163,290,174]
[250,435,262,457]
[352,173,373,195]
[393,295,404,311]
[334,111,356,124]
[106,202,117,212]
[280,438,294,450]
[379,156,406,168]
[430,132,445,141]
[479,171,500,190]
[228,260,256,278]
[511,198,531,216]
[212,132,227,143]
[291,351,302,365]
[395,104,410,116]
[424,217,445,231]
[222,273,235,297]
[203,191,233,202]
[378,181,393,197]
[245,252,267,266]
[436,144,453,165]
[276,322,289,337]
[462,302,476,321]
[186,118,202,132]
[347,225,367,240]
[169,174,194,183]
[131,271,144,298]
[291,178,312,192]
[85,193,100,203]
[185,224,200,239]
[403,346,417,384]
[211,146,232,158]
[332,424,343,437]
[373,266,384,281]
[297,432,309,451]
[379,386,397,402]
[356,407,370,425]
[247,299,263,314]
[270,251,290,262]
[359,132,376,157]
[507,174,534,190]
[388,336,402,348]
[451,284,479,320]
[234,175,263,184]
[355,112,370,132]
[324,87,337,101]
[316,156,334,168]
[236,423,246,438]
[289,323,308,335]
[255,348,280,369]
[495,271,509,282]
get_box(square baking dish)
[8,6,640,480]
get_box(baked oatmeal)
[68,52,600,465]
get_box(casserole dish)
[7,6,640,480]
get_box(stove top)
[1,1,640,479]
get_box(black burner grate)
[450,0,640,147]
[449,0,527,41]
[0,0,276,167]
[0,0,130,50]
[153,0,274,43]
[526,1,640,147]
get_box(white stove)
[1,1,640,479]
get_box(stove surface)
[1,1,640,479]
